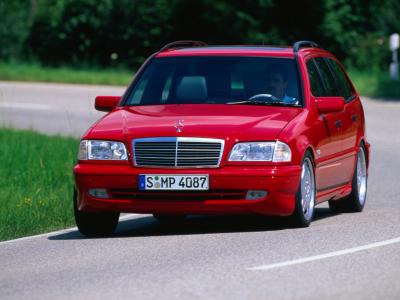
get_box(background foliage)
[0,0,399,70]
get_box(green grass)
[0,62,133,86]
[348,69,400,99]
[0,128,79,241]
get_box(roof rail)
[160,40,208,52]
[293,40,320,53]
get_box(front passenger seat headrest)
[176,76,207,102]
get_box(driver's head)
[265,64,288,100]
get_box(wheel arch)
[303,146,317,184]
[304,146,315,163]
[358,137,370,169]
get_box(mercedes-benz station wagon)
[73,40,370,236]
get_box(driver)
[265,64,297,103]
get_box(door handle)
[335,120,342,128]
[351,114,358,122]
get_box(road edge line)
[0,214,144,246]
[249,237,400,271]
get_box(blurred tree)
[104,0,177,67]
[170,0,274,45]
[27,0,112,65]
[260,0,325,45]
[0,1,31,60]
[326,0,399,69]
[13,0,400,69]
[371,0,400,34]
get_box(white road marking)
[0,214,145,246]
[0,102,53,110]
[249,237,400,271]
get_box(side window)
[314,57,337,96]
[306,59,325,97]
[327,59,354,101]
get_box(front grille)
[133,137,224,167]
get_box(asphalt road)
[1,81,400,299]
[0,81,124,137]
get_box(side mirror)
[315,96,345,114]
[95,96,121,112]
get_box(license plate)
[138,174,209,191]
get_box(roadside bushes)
[1,0,399,70]
[0,1,31,60]
[25,0,176,67]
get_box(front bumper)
[73,164,302,216]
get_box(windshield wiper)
[226,100,300,107]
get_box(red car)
[73,40,370,236]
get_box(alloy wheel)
[300,157,315,221]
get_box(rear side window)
[306,59,325,97]
[327,59,354,101]
[314,58,337,96]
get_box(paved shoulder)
[0,81,125,137]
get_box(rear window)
[125,56,302,106]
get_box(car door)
[325,58,358,183]
[306,58,347,192]
[326,58,359,152]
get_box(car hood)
[87,104,301,141]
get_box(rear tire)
[329,144,367,213]
[73,189,120,237]
[290,152,316,227]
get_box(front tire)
[73,189,120,237]
[290,152,316,227]
[329,145,367,213]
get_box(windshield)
[124,56,302,106]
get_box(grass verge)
[0,128,78,241]
[0,62,133,86]
[347,69,400,99]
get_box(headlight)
[78,140,128,160]
[228,141,291,162]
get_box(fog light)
[88,188,110,199]
[246,190,268,200]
